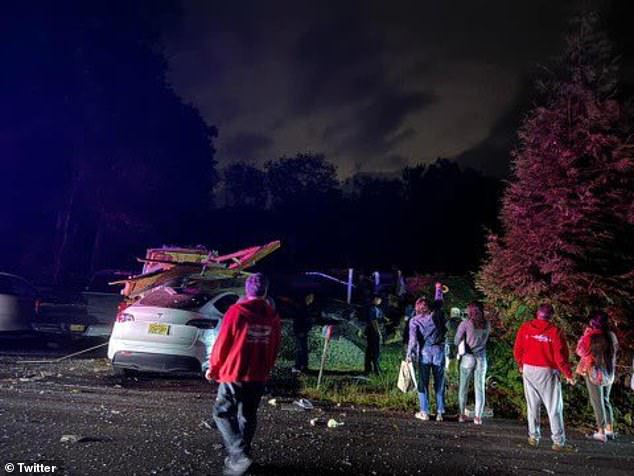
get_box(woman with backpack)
[575,310,619,442]
[455,302,490,425]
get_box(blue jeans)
[418,349,445,414]
[213,381,265,461]
[458,353,487,418]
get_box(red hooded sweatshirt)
[513,319,572,379]
[209,298,281,383]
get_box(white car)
[107,286,241,376]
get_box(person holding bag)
[407,283,446,422]
[455,302,490,424]
[575,310,619,443]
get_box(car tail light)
[116,313,135,323]
[117,301,131,314]
[186,319,217,329]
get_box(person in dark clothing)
[365,295,385,374]
[206,273,281,476]
[292,292,316,374]
[401,295,416,346]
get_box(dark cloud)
[164,0,601,176]
[291,12,385,113]
[221,132,273,161]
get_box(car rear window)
[0,275,36,297]
[213,294,239,314]
[138,287,212,310]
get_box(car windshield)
[137,287,212,310]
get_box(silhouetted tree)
[223,163,267,208]
[265,153,339,207]
[0,2,217,283]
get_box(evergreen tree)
[477,14,634,332]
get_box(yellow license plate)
[70,324,86,332]
[148,323,170,336]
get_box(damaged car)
[107,240,280,376]
[108,285,240,376]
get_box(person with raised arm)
[407,283,446,421]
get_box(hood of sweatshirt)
[233,298,277,320]
[527,318,556,334]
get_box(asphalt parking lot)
[1,336,633,476]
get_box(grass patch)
[298,341,464,412]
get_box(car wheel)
[112,365,129,377]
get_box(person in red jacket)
[206,273,281,476]
[513,303,576,452]
[575,310,618,443]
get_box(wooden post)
[317,325,334,389]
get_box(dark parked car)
[83,270,130,323]
[0,273,38,333]
[33,270,131,338]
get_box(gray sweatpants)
[522,364,566,445]
[459,354,487,418]
[585,376,614,429]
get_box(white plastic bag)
[397,360,418,393]
[457,340,466,359]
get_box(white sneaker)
[415,411,429,421]
[587,432,607,443]
[223,455,253,476]
[436,413,443,422]
[473,417,482,425]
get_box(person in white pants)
[522,365,566,445]
[513,304,576,452]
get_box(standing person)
[513,303,576,452]
[401,294,416,346]
[455,302,490,424]
[575,310,618,442]
[407,283,447,421]
[364,295,384,374]
[292,292,316,374]
[206,273,281,476]
[445,307,462,371]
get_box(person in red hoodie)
[206,273,281,476]
[513,303,576,452]
[575,310,618,443]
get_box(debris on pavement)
[293,398,314,410]
[327,419,344,428]
[199,420,213,430]
[60,434,107,444]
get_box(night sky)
[163,0,607,177]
